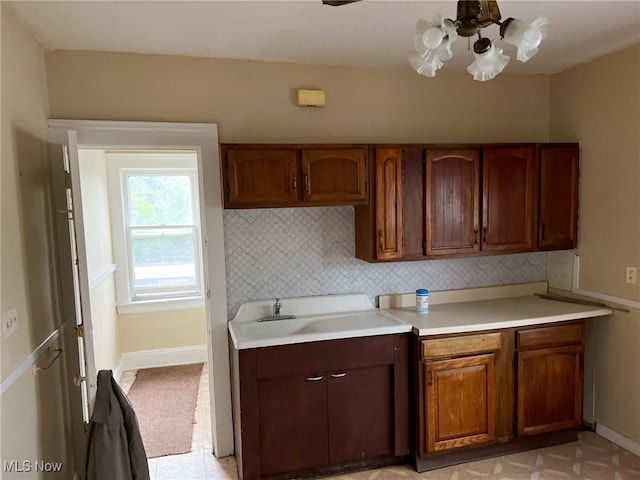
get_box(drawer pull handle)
[293,176,297,192]
[330,372,347,378]
[306,375,324,381]
[427,370,433,386]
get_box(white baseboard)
[596,423,640,456]
[117,344,208,374]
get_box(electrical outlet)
[2,307,19,338]
[626,266,638,285]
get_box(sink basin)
[231,310,411,349]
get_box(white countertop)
[383,295,613,336]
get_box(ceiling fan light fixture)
[500,16,549,62]
[409,1,548,80]
[467,42,510,81]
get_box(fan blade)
[322,0,361,6]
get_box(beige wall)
[550,45,640,302]
[550,45,640,444]
[45,50,550,144]
[1,5,71,478]
[119,308,206,352]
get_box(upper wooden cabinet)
[426,149,480,256]
[355,147,404,261]
[221,144,368,208]
[225,148,300,207]
[482,146,536,252]
[375,149,404,260]
[538,145,579,250]
[301,148,367,204]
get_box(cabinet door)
[225,148,300,207]
[517,345,583,436]
[424,354,495,453]
[482,147,535,252]
[375,148,403,260]
[301,148,367,204]
[328,366,393,464]
[426,149,480,255]
[258,374,328,475]
[538,146,579,250]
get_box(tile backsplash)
[223,207,546,318]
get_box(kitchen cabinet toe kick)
[413,429,580,473]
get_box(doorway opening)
[49,120,233,478]
[77,147,212,468]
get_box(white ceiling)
[6,0,640,75]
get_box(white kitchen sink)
[229,294,412,349]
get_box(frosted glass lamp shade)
[409,16,458,76]
[501,16,549,62]
[467,43,511,81]
[409,50,443,77]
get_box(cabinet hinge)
[75,324,85,338]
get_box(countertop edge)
[410,307,612,336]
[230,323,412,350]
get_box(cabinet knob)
[306,375,324,381]
[378,230,384,251]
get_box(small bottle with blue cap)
[416,289,429,314]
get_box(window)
[107,151,204,310]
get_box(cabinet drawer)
[516,323,583,349]
[421,332,501,360]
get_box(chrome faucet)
[273,298,282,317]
[256,298,296,322]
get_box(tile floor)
[119,366,640,480]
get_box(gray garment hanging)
[85,370,150,480]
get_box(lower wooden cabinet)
[258,374,328,474]
[414,321,585,471]
[424,354,495,452]
[516,324,584,437]
[328,365,394,464]
[232,335,409,480]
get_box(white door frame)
[48,120,233,461]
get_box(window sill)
[117,297,205,315]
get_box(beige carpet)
[126,363,204,458]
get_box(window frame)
[106,151,205,313]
